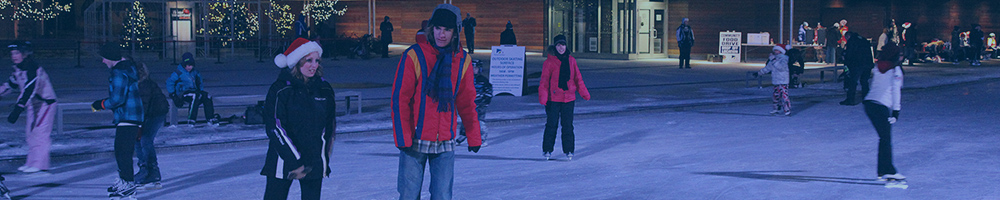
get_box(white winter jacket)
[865,66,903,111]
[760,54,789,84]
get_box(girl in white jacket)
[864,43,905,181]
[755,45,790,116]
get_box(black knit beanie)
[100,43,123,61]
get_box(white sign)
[489,46,526,96]
[719,32,742,63]
[747,32,770,45]
[589,37,598,52]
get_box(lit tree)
[199,0,259,46]
[302,0,346,24]
[266,0,294,37]
[0,0,72,21]
[122,1,150,49]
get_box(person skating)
[0,41,57,174]
[841,32,874,106]
[380,16,394,58]
[392,4,481,199]
[676,18,695,69]
[752,45,790,116]
[456,60,493,146]
[92,42,144,199]
[463,13,477,54]
[262,38,337,200]
[539,34,591,160]
[130,57,169,190]
[864,43,907,188]
[785,45,805,88]
[969,24,985,66]
[166,53,219,127]
[500,21,517,45]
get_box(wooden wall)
[335,0,546,51]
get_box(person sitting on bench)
[167,52,219,126]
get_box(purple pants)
[24,102,56,170]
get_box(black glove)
[7,106,23,123]
[468,146,480,153]
[91,100,105,111]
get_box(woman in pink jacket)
[539,35,590,160]
[1,41,57,173]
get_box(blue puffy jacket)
[165,65,203,96]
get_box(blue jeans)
[135,115,165,184]
[398,149,454,200]
[825,46,837,64]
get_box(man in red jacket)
[392,4,480,200]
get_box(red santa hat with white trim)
[274,38,323,68]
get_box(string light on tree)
[0,0,72,20]
[198,0,258,46]
[265,0,294,36]
[302,0,346,23]
[121,1,150,49]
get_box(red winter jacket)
[392,41,481,148]
[539,55,591,105]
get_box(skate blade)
[884,181,908,189]
[137,183,162,191]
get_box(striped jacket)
[392,42,481,148]
[98,60,144,125]
[261,69,336,180]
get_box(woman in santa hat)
[261,38,337,200]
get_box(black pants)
[465,34,475,54]
[844,66,871,102]
[176,91,215,121]
[678,44,692,68]
[971,45,983,63]
[115,125,139,182]
[863,101,897,176]
[264,177,322,200]
[382,39,390,58]
[543,101,575,154]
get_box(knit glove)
[7,106,23,123]
[468,146,480,153]
[91,100,105,111]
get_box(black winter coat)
[500,29,517,45]
[844,36,874,72]
[261,69,337,180]
[138,79,169,118]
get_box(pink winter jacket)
[539,55,590,105]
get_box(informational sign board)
[171,8,192,20]
[719,31,742,63]
[489,45,526,96]
[747,32,770,45]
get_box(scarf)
[557,52,570,90]
[423,45,455,112]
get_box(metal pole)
[75,40,83,68]
[779,0,783,44]
[172,40,178,65]
[790,0,794,44]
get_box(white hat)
[274,38,323,68]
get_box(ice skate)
[566,152,574,160]
[877,173,906,181]
[543,152,552,160]
[884,178,908,189]
[454,135,466,146]
[769,110,781,115]
[1,177,11,200]
[136,182,162,191]
[108,178,138,200]
[185,119,196,128]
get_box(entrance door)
[638,9,651,54]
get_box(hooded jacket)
[261,69,336,180]
[100,60,144,125]
[165,65,203,96]
[760,54,789,85]
[539,47,591,105]
[392,39,481,148]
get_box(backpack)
[244,100,265,125]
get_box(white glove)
[888,117,897,124]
